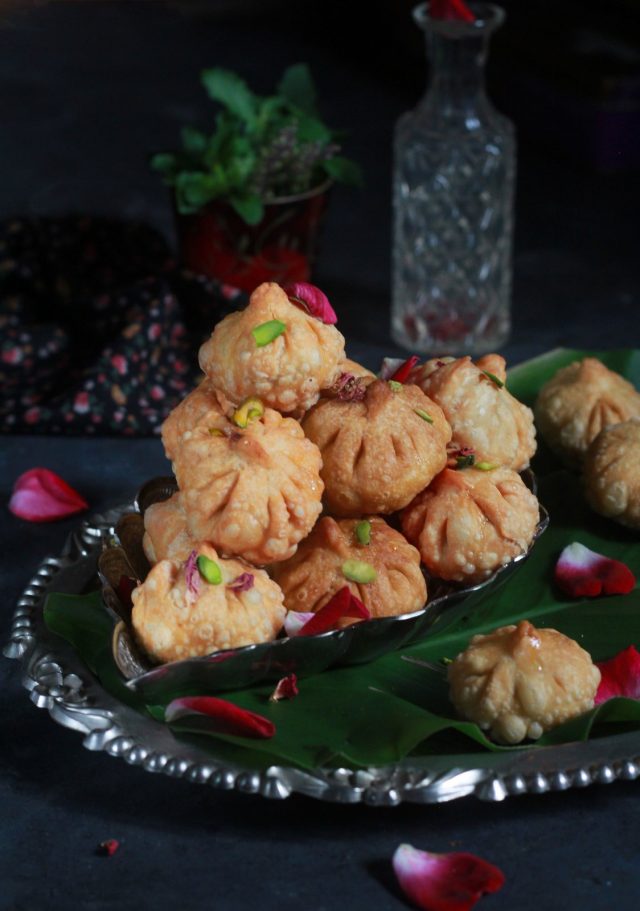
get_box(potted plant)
[152,63,361,292]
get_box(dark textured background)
[2,2,640,909]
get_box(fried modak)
[534,357,640,466]
[142,491,194,564]
[161,378,232,463]
[172,403,323,564]
[583,418,640,529]
[131,544,285,663]
[401,467,539,583]
[271,516,427,620]
[302,379,451,516]
[448,620,601,744]
[198,282,345,414]
[409,354,536,471]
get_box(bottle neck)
[421,29,490,121]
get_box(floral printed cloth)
[0,217,244,435]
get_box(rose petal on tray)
[269,674,299,702]
[595,645,640,705]
[8,468,89,522]
[392,844,505,911]
[554,542,636,598]
[298,587,370,637]
[284,282,337,324]
[164,696,275,739]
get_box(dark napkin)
[0,217,245,435]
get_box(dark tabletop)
[2,1,640,909]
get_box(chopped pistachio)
[251,319,286,347]
[232,396,264,428]
[197,554,222,584]
[414,408,434,424]
[456,453,476,469]
[481,370,505,388]
[388,380,402,392]
[341,559,377,584]
[208,427,226,437]
[476,461,499,471]
[355,520,371,546]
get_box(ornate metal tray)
[6,500,640,804]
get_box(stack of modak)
[535,357,640,529]
[131,282,540,665]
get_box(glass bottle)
[391,3,515,355]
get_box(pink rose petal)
[392,844,505,911]
[227,572,254,592]
[184,550,201,601]
[284,282,337,324]
[269,673,299,702]
[554,542,636,598]
[284,611,316,637]
[299,586,370,636]
[595,645,640,705]
[164,696,275,739]
[8,468,89,522]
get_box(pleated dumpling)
[161,378,232,463]
[401,467,539,583]
[131,544,285,663]
[409,354,536,471]
[583,418,640,529]
[302,378,451,516]
[271,516,427,620]
[172,404,323,564]
[142,491,194,565]
[198,282,345,414]
[534,357,640,467]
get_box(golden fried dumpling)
[142,492,194,564]
[583,418,640,529]
[448,620,600,744]
[409,354,536,471]
[534,357,640,467]
[401,467,539,583]
[131,544,285,663]
[302,379,451,516]
[271,516,427,620]
[198,282,346,413]
[172,405,323,564]
[161,378,232,463]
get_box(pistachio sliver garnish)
[232,396,264,428]
[475,461,499,471]
[388,380,402,392]
[197,554,222,584]
[414,407,434,424]
[342,559,377,584]
[208,427,226,437]
[251,319,286,347]
[481,370,505,388]
[355,520,371,546]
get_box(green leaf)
[296,113,332,144]
[229,193,263,225]
[322,155,364,187]
[180,126,208,157]
[277,63,317,115]
[201,68,257,126]
[150,152,178,179]
[175,171,222,214]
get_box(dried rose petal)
[269,674,299,702]
[9,468,88,522]
[227,572,255,592]
[392,844,505,911]
[554,542,636,598]
[165,696,275,739]
[299,586,370,636]
[389,355,421,384]
[595,645,640,705]
[284,281,337,324]
[333,372,367,402]
[97,839,120,857]
[184,550,201,601]
[283,610,316,637]
[117,575,137,610]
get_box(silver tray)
[5,504,640,805]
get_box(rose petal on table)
[298,586,370,636]
[8,468,89,522]
[165,696,275,739]
[392,844,505,911]
[554,542,636,598]
[284,282,337,324]
[595,645,640,705]
[97,839,120,857]
[269,674,299,702]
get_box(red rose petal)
[269,673,299,702]
[8,468,89,522]
[284,281,337,324]
[392,844,505,911]
[595,645,640,705]
[298,586,370,636]
[164,696,275,739]
[283,610,316,637]
[554,542,636,598]
[97,839,120,857]
[430,0,476,23]
[389,355,421,385]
